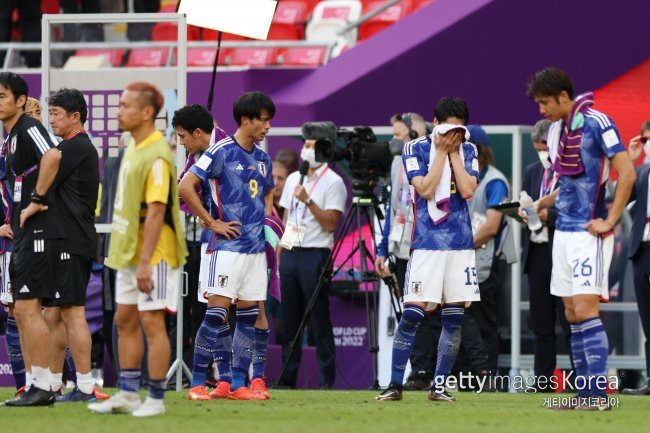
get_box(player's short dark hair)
[274,148,299,173]
[233,91,275,126]
[125,81,164,116]
[434,97,469,125]
[527,67,574,100]
[48,88,88,123]
[172,104,214,134]
[0,71,28,106]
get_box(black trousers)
[469,259,506,372]
[0,0,41,67]
[280,248,335,387]
[127,0,161,41]
[527,242,571,379]
[60,0,104,42]
[632,244,650,379]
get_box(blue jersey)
[403,136,479,251]
[0,141,12,253]
[190,136,274,254]
[555,109,626,232]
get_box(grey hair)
[531,119,552,143]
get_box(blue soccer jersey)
[402,136,479,251]
[0,141,12,254]
[190,135,274,254]
[554,109,626,232]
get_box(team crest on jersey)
[218,275,229,288]
[257,161,266,177]
[10,136,17,154]
[411,281,422,294]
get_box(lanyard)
[291,165,329,221]
[540,168,558,197]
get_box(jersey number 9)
[249,179,259,198]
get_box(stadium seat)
[41,0,60,14]
[306,0,363,47]
[359,0,412,40]
[228,48,278,67]
[183,47,232,67]
[152,22,201,41]
[267,1,308,40]
[278,47,328,67]
[202,28,248,41]
[126,48,170,67]
[159,4,177,13]
[302,0,323,15]
[75,49,125,67]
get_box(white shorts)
[205,250,267,301]
[115,261,180,312]
[551,230,613,300]
[197,243,210,304]
[403,249,480,310]
[0,252,11,305]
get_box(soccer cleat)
[5,386,55,407]
[58,387,96,402]
[250,378,270,400]
[52,387,64,401]
[208,381,231,399]
[93,386,110,400]
[87,392,141,414]
[188,385,211,401]
[427,389,456,402]
[621,385,650,396]
[227,386,267,400]
[14,386,26,398]
[132,397,166,417]
[375,385,403,401]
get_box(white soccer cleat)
[87,392,141,414]
[132,397,166,417]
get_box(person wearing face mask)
[622,120,650,396]
[520,119,571,390]
[277,122,348,389]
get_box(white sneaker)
[87,392,141,414]
[132,397,165,417]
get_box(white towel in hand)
[546,120,562,164]
[428,124,470,224]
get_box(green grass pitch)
[0,389,646,433]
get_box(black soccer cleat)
[427,388,456,402]
[375,385,403,401]
[5,386,55,407]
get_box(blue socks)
[569,323,589,398]
[252,328,270,380]
[191,306,228,388]
[581,317,609,398]
[232,306,259,390]
[119,368,142,393]
[390,305,425,387]
[65,347,77,379]
[214,323,233,384]
[5,317,26,389]
[433,306,464,386]
[149,377,167,400]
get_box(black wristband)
[30,190,47,205]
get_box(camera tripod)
[278,194,402,390]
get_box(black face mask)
[389,138,404,156]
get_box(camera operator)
[277,122,348,389]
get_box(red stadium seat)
[306,1,362,45]
[75,49,125,67]
[302,0,323,16]
[41,0,60,14]
[228,48,278,67]
[202,28,248,41]
[151,22,201,41]
[279,47,328,67]
[359,1,412,40]
[126,48,170,67]
[267,1,308,40]
[184,48,232,66]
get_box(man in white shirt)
[277,123,348,388]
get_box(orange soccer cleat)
[208,381,231,399]
[93,386,110,400]
[188,385,211,401]
[250,378,270,400]
[227,386,266,401]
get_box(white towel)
[427,124,470,224]
[547,120,562,164]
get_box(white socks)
[77,372,94,394]
[32,366,50,392]
[49,370,63,391]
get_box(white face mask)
[537,150,551,169]
[300,147,321,168]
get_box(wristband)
[30,190,47,206]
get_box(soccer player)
[376,97,480,402]
[41,88,100,402]
[528,68,635,410]
[0,72,60,406]
[87,82,188,417]
[178,91,275,401]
